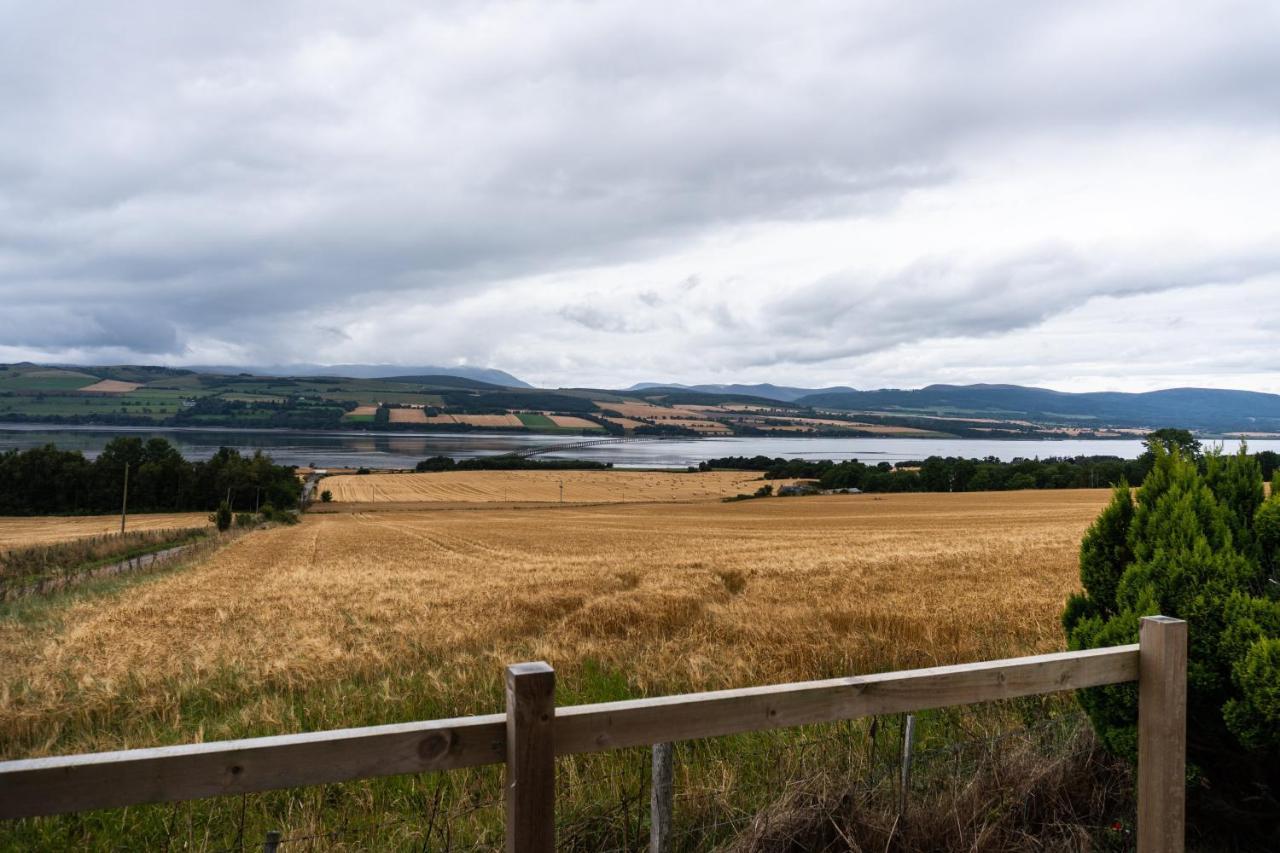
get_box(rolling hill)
[792,384,1280,433]
[3,362,1280,435]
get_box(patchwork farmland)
[1,361,1095,439]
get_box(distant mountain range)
[625,381,1280,433]
[188,363,531,387]
[10,360,1280,433]
[789,384,1280,432]
[627,382,856,403]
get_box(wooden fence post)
[651,742,674,853]
[505,662,556,853]
[1137,615,1187,853]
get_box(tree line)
[700,430,1280,494]
[0,438,301,515]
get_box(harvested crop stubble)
[592,400,674,419]
[0,513,211,552]
[452,413,523,427]
[671,418,732,433]
[601,415,648,429]
[387,407,428,424]
[0,489,1109,760]
[77,379,141,394]
[545,414,600,428]
[319,469,783,503]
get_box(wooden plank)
[555,645,1139,753]
[505,662,556,853]
[1137,616,1187,853]
[650,743,674,853]
[0,713,506,820]
[0,645,1138,821]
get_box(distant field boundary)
[0,617,1187,852]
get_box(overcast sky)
[2,1,1279,391]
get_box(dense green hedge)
[1065,446,1280,839]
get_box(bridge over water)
[509,436,695,459]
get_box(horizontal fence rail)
[0,617,1186,853]
[0,645,1137,818]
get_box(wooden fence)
[0,616,1186,852]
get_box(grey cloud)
[0,307,182,354]
[1,1,1279,378]
[739,247,1280,367]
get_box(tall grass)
[0,527,208,600]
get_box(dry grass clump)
[724,722,1132,852]
[320,469,788,504]
[0,512,211,552]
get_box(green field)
[516,412,557,427]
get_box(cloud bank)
[1,1,1279,390]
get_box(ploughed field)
[0,484,1111,848]
[319,469,794,504]
[0,512,210,552]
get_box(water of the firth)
[3,423,1278,470]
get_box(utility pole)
[119,462,130,534]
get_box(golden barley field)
[0,512,210,552]
[0,489,1108,761]
[319,469,792,504]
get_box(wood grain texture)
[505,662,556,853]
[554,645,1139,754]
[1137,616,1187,853]
[0,713,505,819]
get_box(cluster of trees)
[700,454,1141,492]
[414,455,611,472]
[0,438,301,515]
[175,395,354,429]
[700,431,1280,494]
[1066,445,1280,838]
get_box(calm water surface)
[3,423,1277,469]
